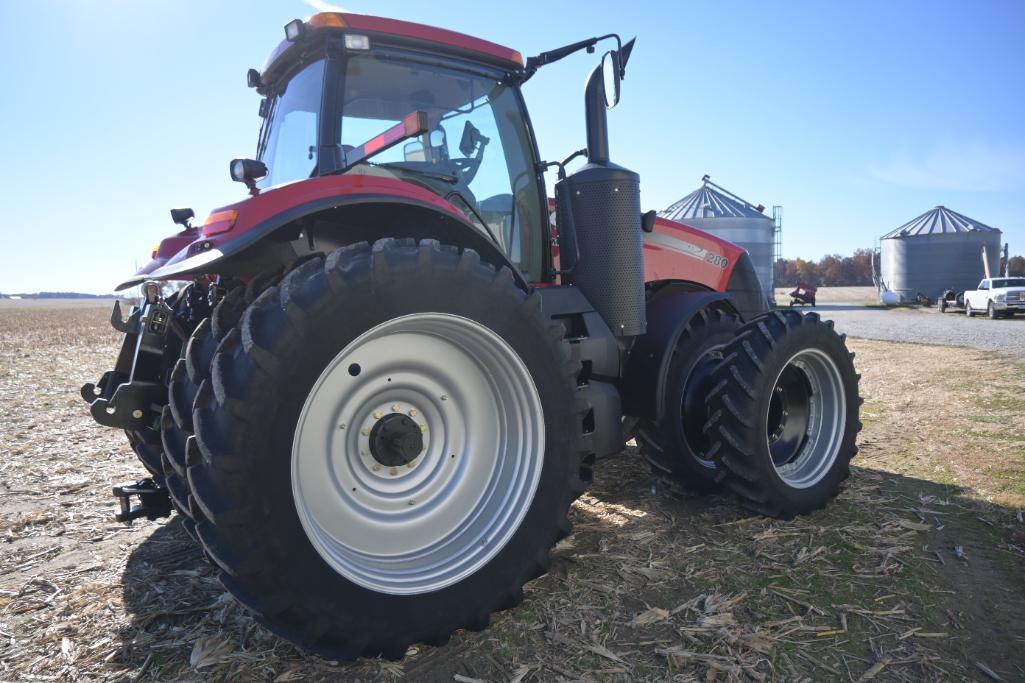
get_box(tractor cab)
[249,13,547,279]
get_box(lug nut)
[360,449,368,457]
[361,427,370,436]
[408,409,417,417]
[338,423,346,430]
[419,424,428,433]
[391,404,400,412]
[374,410,383,419]
[131,409,143,419]
[372,464,381,472]
[389,468,398,476]
[407,460,416,468]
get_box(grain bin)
[879,206,1001,302]
[660,176,777,305]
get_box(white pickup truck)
[963,277,1025,319]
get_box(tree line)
[774,249,875,288]
[774,251,1025,288]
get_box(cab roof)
[261,12,524,85]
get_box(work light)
[345,34,370,50]
[284,19,305,42]
[230,158,267,184]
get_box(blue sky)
[1,0,1022,293]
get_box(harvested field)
[1,304,1023,682]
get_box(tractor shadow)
[115,453,1025,680]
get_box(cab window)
[258,60,325,188]
[337,53,543,280]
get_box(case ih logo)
[644,231,730,269]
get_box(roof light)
[284,19,306,42]
[344,34,370,50]
[311,13,347,29]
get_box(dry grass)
[1,305,1023,682]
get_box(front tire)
[966,301,974,317]
[703,310,861,519]
[187,239,587,659]
[988,302,999,320]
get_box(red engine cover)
[642,217,745,292]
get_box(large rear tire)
[703,310,861,519]
[638,307,740,491]
[187,239,588,659]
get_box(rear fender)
[621,288,734,421]
[117,176,523,290]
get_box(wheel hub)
[369,412,424,467]
[765,349,846,489]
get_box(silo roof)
[882,206,999,238]
[660,181,769,221]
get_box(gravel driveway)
[803,305,1024,359]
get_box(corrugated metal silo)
[879,206,1001,302]
[659,177,776,304]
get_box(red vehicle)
[789,281,818,306]
[82,13,860,660]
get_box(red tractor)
[82,13,860,660]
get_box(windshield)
[338,53,542,276]
[257,60,325,188]
[992,278,1025,288]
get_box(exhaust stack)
[557,40,645,337]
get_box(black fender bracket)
[538,286,623,459]
[621,290,733,422]
[81,299,173,431]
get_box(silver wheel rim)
[291,313,545,595]
[766,349,846,489]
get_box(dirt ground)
[1,303,1023,682]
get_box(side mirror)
[429,128,449,161]
[403,140,426,162]
[601,50,621,109]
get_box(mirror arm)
[521,33,621,81]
